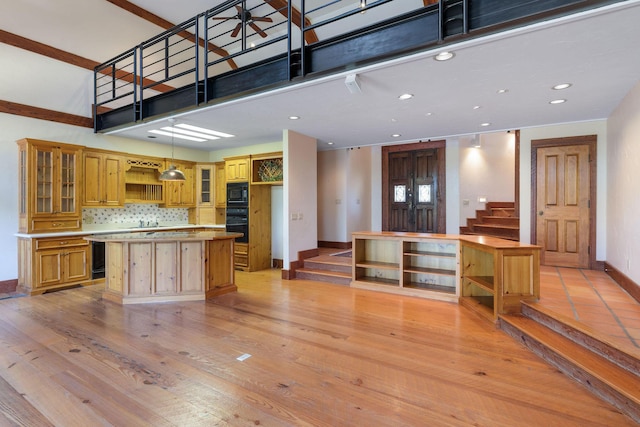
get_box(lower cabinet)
[18,236,92,295]
[459,238,540,321]
[104,240,205,303]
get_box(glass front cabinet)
[17,138,82,233]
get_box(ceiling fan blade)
[249,22,268,38]
[231,23,242,37]
[210,16,236,20]
[251,17,273,23]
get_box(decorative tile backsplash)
[83,204,189,226]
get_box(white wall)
[283,130,317,266]
[317,149,348,242]
[607,80,640,284]
[519,120,608,262]
[458,132,516,226]
[346,147,372,236]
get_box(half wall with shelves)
[352,232,460,302]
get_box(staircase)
[499,302,640,423]
[295,251,352,286]
[460,201,519,241]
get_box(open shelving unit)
[351,232,541,319]
[352,232,460,302]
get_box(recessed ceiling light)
[161,126,220,140]
[289,115,300,120]
[148,129,206,142]
[327,142,334,145]
[175,123,234,138]
[392,133,401,138]
[480,122,491,127]
[497,89,509,94]
[425,112,433,116]
[552,83,572,90]
[398,93,413,100]
[473,105,481,110]
[434,51,455,61]
[550,99,567,104]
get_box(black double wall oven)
[226,182,249,243]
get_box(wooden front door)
[388,149,438,232]
[535,143,591,268]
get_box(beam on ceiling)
[0,100,93,128]
[264,0,319,44]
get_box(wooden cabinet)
[459,237,540,322]
[18,236,91,295]
[190,163,215,224]
[17,138,82,233]
[251,152,283,185]
[215,162,226,208]
[235,184,272,271]
[351,232,540,316]
[164,160,196,207]
[124,156,165,204]
[352,232,459,302]
[83,149,125,207]
[225,156,250,182]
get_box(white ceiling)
[4,0,640,151]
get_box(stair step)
[296,268,352,286]
[522,302,640,375]
[481,216,519,226]
[303,259,352,274]
[499,314,640,423]
[471,224,520,240]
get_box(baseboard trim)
[0,279,18,294]
[604,262,640,304]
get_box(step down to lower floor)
[499,314,640,423]
[296,268,352,286]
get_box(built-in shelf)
[351,232,541,319]
[251,152,283,185]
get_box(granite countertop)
[85,230,242,242]
[15,224,225,239]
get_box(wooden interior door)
[535,144,590,268]
[388,149,438,232]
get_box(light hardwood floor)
[0,268,636,426]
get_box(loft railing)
[94,0,615,132]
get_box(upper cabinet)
[251,152,283,185]
[164,160,196,207]
[214,162,226,209]
[195,163,214,207]
[225,156,250,182]
[83,149,125,207]
[17,138,82,233]
[123,155,165,204]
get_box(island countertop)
[85,230,242,243]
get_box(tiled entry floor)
[534,266,639,357]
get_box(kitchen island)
[86,230,242,304]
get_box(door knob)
[538,210,544,216]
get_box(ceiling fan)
[212,5,273,38]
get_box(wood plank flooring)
[0,268,636,426]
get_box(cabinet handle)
[59,241,68,245]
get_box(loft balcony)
[94,0,622,133]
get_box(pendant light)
[159,118,186,181]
